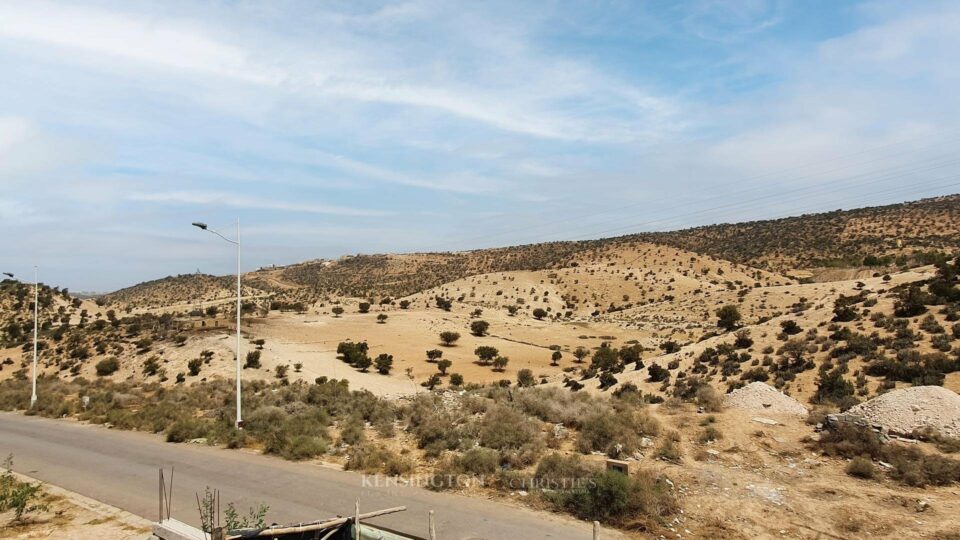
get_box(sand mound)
[723,382,808,416]
[846,386,960,438]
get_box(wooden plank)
[153,518,207,540]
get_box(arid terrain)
[2,195,960,538]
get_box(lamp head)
[192,222,208,230]
[2,272,13,278]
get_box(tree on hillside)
[475,346,499,365]
[470,320,489,336]
[426,349,443,362]
[374,353,393,375]
[573,346,589,364]
[332,306,344,317]
[399,300,410,309]
[439,331,460,346]
[354,354,373,372]
[358,302,371,313]
[647,363,669,382]
[716,305,742,332]
[551,350,562,366]
[532,308,547,320]
[377,314,388,324]
[591,343,620,372]
[517,368,534,387]
[492,356,509,372]
[437,358,452,375]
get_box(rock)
[752,417,779,426]
[846,386,960,439]
[724,382,808,416]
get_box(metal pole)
[235,218,243,429]
[30,266,38,407]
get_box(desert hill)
[100,195,960,308]
[634,194,960,272]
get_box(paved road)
[0,413,614,539]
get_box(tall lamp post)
[3,270,38,407]
[193,219,243,429]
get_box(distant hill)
[633,194,960,271]
[100,273,267,309]
[104,194,960,305]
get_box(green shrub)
[95,357,119,376]
[457,448,500,476]
[0,456,48,522]
[547,469,678,528]
[166,418,209,443]
[283,436,327,460]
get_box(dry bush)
[345,444,412,475]
[846,456,875,479]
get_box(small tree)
[358,302,371,314]
[492,356,509,372]
[399,300,410,309]
[354,354,373,372]
[275,364,289,379]
[450,373,464,387]
[437,358,452,375]
[507,305,519,316]
[377,314,388,324]
[573,346,589,363]
[426,349,443,362]
[475,346,499,365]
[374,354,393,374]
[780,319,802,335]
[591,344,620,372]
[517,368,534,387]
[550,350,562,366]
[253,339,266,350]
[423,373,441,389]
[716,305,742,332]
[470,320,489,336]
[331,306,344,317]
[532,308,547,320]
[647,363,669,382]
[439,331,461,346]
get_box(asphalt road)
[0,413,615,539]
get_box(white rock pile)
[845,386,960,438]
[723,382,808,416]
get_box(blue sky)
[1,0,959,291]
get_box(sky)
[1,0,959,292]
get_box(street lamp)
[193,219,243,429]
[5,270,40,407]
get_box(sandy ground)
[0,472,151,539]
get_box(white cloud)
[0,1,677,143]
[127,191,390,217]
